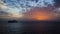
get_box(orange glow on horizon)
[25,8,56,21]
[32,11,54,20]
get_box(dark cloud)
[54,0,60,7]
[0,11,8,15]
[28,0,38,2]
[0,8,8,15]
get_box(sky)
[0,0,60,20]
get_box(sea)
[0,19,60,34]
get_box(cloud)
[0,0,10,19]
[0,0,7,9]
[1,0,55,12]
[54,0,60,7]
[0,0,8,16]
[23,7,60,21]
[0,8,10,18]
[0,0,59,20]
[0,10,8,15]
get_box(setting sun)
[32,11,54,20]
[24,8,57,21]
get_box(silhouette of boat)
[8,20,18,23]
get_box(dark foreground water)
[0,20,60,34]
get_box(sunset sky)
[0,0,60,20]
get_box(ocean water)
[0,20,60,34]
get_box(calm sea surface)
[0,20,60,34]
